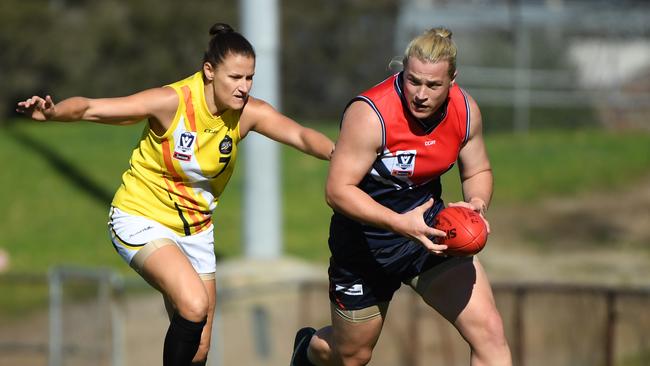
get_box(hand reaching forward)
[16,95,55,121]
[393,198,448,254]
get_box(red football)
[433,206,488,256]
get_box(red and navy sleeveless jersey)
[330,72,471,248]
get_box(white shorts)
[108,207,216,278]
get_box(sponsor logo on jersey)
[219,135,233,154]
[391,150,416,177]
[424,139,436,146]
[335,284,364,296]
[173,152,191,161]
[173,131,197,161]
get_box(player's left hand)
[448,198,491,234]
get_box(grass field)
[1,120,650,275]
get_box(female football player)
[17,23,334,366]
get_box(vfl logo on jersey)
[391,150,416,177]
[173,132,197,161]
[335,284,363,296]
[219,135,233,154]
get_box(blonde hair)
[402,27,457,78]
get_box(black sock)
[163,313,207,366]
[296,338,314,366]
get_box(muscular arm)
[455,94,493,216]
[326,101,447,252]
[239,97,335,160]
[16,87,179,132]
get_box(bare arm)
[16,87,179,131]
[239,97,334,160]
[325,101,447,252]
[450,94,493,228]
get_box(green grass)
[1,121,650,274]
[0,279,49,319]
[485,130,650,203]
[1,119,650,319]
[1,122,138,274]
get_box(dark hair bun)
[209,23,234,36]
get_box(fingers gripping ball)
[433,207,488,256]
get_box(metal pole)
[110,273,125,366]
[605,292,616,366]
[514,287,526,366]
[407,292,420,366]
[48,268,63,366]
[208,302,226,366]
[240,0,282,259]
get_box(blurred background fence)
[1,266,650,366]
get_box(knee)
[176,293,209,322]
[481,311,507,346]
[308,335,331,362]
[307,329,374,366]
[338,347,373,366]
[470,311,510,358]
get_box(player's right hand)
[397,198,448,255]
[16,95,55,121]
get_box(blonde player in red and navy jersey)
[17,23,334,366]
[290,28,511,366]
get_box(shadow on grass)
[6,127,113,206]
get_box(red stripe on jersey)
[181,86,199,152]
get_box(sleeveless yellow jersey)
[112,72,241,236]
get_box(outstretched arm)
[239,97,335,160]
[16,87,179,130]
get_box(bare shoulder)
[145,86,180,113]
[239,96,282,137]
[341,100,382,133]
[458,88,479,118]
[461,90,483,137]
[241,96,274,119]
[105,86,180,116]
[339,100,382,152]
[131,86,179,130]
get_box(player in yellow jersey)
[17,23,335,366]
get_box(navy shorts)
[328,232,454,311]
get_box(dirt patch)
[481,175,650,286]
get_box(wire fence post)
[109,272,125,366]
[47,266,124,366]
[513,286,526,366]
[48,268,62,366]
[513,2,531,134]
[605,291,617,366]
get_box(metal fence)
[396,0,650,132]
[2,266,650,366]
